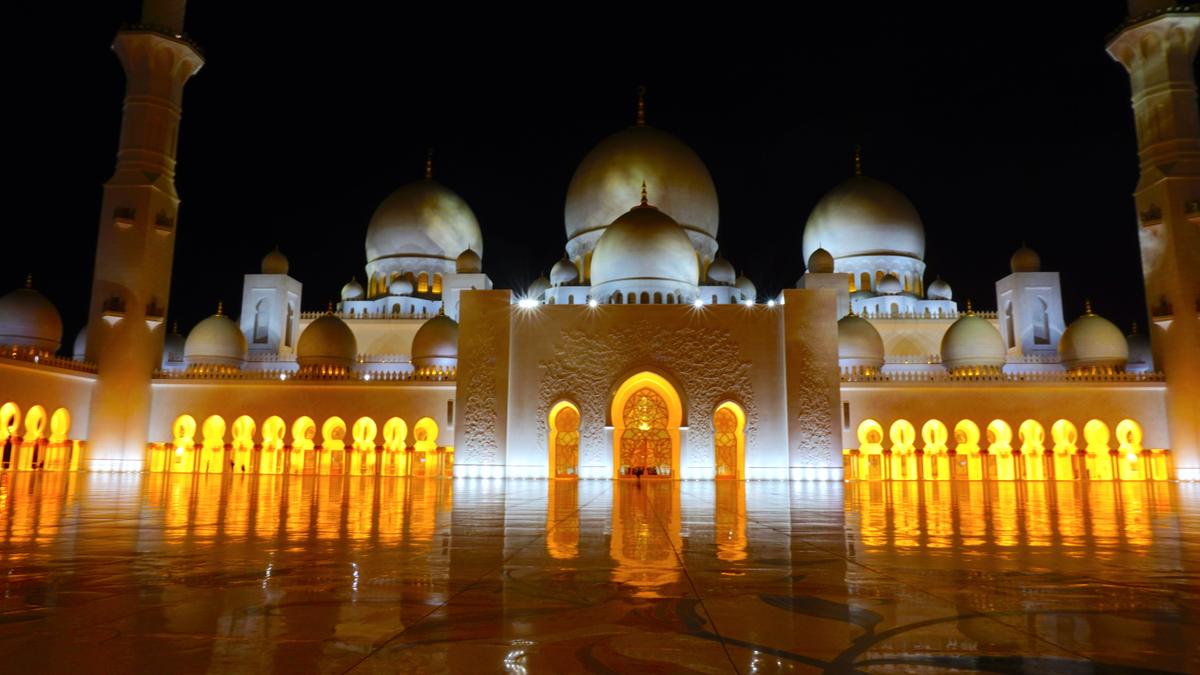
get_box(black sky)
[7,2,1162,346]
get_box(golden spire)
[171,321,179,334]
[24,273,32,289]
[1084,298,1094,315]
[1130,321,1139,335]
[640,179,649,206]
[636,85,647,125]
[425,148,434,179]
[854,145,862,176]
[965,299,974,315]
[326,301,334,314]
[216,301,224,316]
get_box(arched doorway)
[612,372,682,479]
[713,402,745,479]
[548,401,580,478]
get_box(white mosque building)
[0,0,1197,483]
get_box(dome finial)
[965,299,974,315]
[854,144,862,176]
[640,179,648,206]
[1084,298,1094,315]
[171,321,179,334]
[636,85,647,125]
[326,301,334,314]
[24,273,32,289]
[425,148,434,179]
[1130,320,1139,335]
[216,301,224,316]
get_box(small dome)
[162,324,185,367]
[807,247,835,274]
[838,313,884,369]
[412,313,459,369]
[365,178,484,265]
[707,255,736,285]
[941,312,1006,373]
[927,277,952,301]
[456,248,482,274]
[341,278,365,301]
[802,175,925,264]
[0,282,63,353]
[735,274,757,301]
[296,314,357,370]
[184,309,246,369]
[528,274,551,299]
[1125,324,1154,373]
[877,273,902,295]
[261,247,289,275]
[72,325,88,361]
[1059,304,1128,372]
[550,256,579,286]
[1010,244,1041,273]
[388,278,414,296]
[590,201,699,289]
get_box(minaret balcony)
[100,296,126,325]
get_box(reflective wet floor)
[0,474,1196,673]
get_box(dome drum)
[836,255,927,297]
[592,279,698,305]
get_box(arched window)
[860,272,871,292]
[432,274,442,294]
[640,291,650,304]
[627,292,635,304]
[549,402,580,478]
[1004,301,1015,349]
[1033,297,1050,345]
[653,292,662,304]
[567,295,575,305]
[285,303,295,347]
[253,299,269,344]
[714,403,745,479]
[417,272,429,293]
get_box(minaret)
[1107,2,1200,478]
[84,0,203,471]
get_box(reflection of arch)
[320,416,347,474]
[351,416,378,476]
[953,419,981,480]
[986,419,1015,480]
[200,415,226,474]
[1083,419,1113,480]
[1050,419,1078,481]
[231,415,256,473]
[260,416,286,474]
[714,401,746,480]
[921,419,950,480]
[611,372,682,479]
[1116,418,1145,481]
[1018,419,1046,480]
[889,419,916,480]
[548,400,580,478]
[382,417,408,476]
[290,416,316,474]
[171,414,197,473]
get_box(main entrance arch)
[612,371,682,479]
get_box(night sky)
[8,2,1158,347]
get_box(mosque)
[0,1,1197,483]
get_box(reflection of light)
[351,562,359,592]
[587,298,598,308]
[517,298,539,309]
[693,298,704,307]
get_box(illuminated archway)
[413,417,441,477]
[171,414,197,473]
[231,415,256,474]
[1116,418,1145,481]
[888,419,917,480]
[1,402,21,470]
[18,405,47,470]
[44,407,72,471]
[1083,419,1113,480]
[548,401,580,478]
[713,402,745,480]
[920,419,950,480]
[953,419,981,480]
[200,415,226,474]
[320,416,347,475]
[1050,419,1078,480]
[351,416,378,476]
[260,416,287,475]
[611,372,682,479]
[856,419,885,480]
[381,417,408,476]
[986,419,1015,481]
[1018,419,1047,480]
[290,416,316,474]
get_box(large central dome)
[365,178,483,265]
[802,175,925,263]
[565,125,719,245]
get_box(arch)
[855,419,885,480]
[320,416,347,475]
[640,291,650,304]
[1033,297,1050,345]
[417,272,429,293]
[290,416,316,474]
[351,416,378,476]
[432,273,442,294]
[860,272,871,292]
[612,371,682,479]
[285,303,295,347]
[986,419,1015,480]
[1083,419,1113,480]
[413,417,440,477]
[231,414,256,473]
[1004,301,1015,349]
[23,405,46,442]
[653,292,662,304]
[549,400,581,478]
[171,414,197,473]
[1116,418,1146,481]
[1018,419,1047,480]
[953,419,981,480]
[888,419,917,480]
[200,414,226,474]
[381,417,408,476]
[253,298,269,344]
[626,292,635,304]
[49,408,70,443]
[920,419,950,480]
[0,402,19,469]
[260,415,287,474]
[713,401,745,480]
[1050,419,1078,481]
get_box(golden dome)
[550,256,579,286]
[802,175,925,263]
[565,125,718,244]
[707,255,736,285]
[365,179,483,265]
[807,247,835,274]
[1010,244,1041,273]
[261,247,289,275]
[297,314,357,370]
[590,202,699,288]
[941,313,1006,373]
[0,284,62,353]
[927,277,952,300]
[184,311,246,369]
[1060,305,1128,372]
[838,314,884,368]
[412,314,459,368]
[340,278,365,301]
[456,248,482,274]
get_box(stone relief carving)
[785,335,837,467]
[457,326,500,465]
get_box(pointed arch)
[549,400,581,478]
[713,401,745,480]
[611,371,682,479]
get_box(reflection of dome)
[590,202,699,288]
[72,325,88,360]
[261,247,289,275]
[1125,324,1153,373]
[296,314,357,370]
[802,175,925,263]
[528,274,551,299]
[1010,244,1041,273]
[388,278,414,296]
[707,255,735,285]
[0,282,63,353]
[184,309,246,369]
[550,256,578,286]
[927,277,952,300]
[734,274,756,301]
[566,124,718,244]
[807,247,835,274]
[878,273,902,295]
[941,311,1006,373]
[341,278,365,301]
[838,313,884,369]
[412,313,459,369]
[456,248,482,274]
[1060,304,1128,372]
[365,179,483,265]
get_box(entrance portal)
[612,372,681,479]
[549,401,580,478]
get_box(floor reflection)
[0,472,1195,673]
